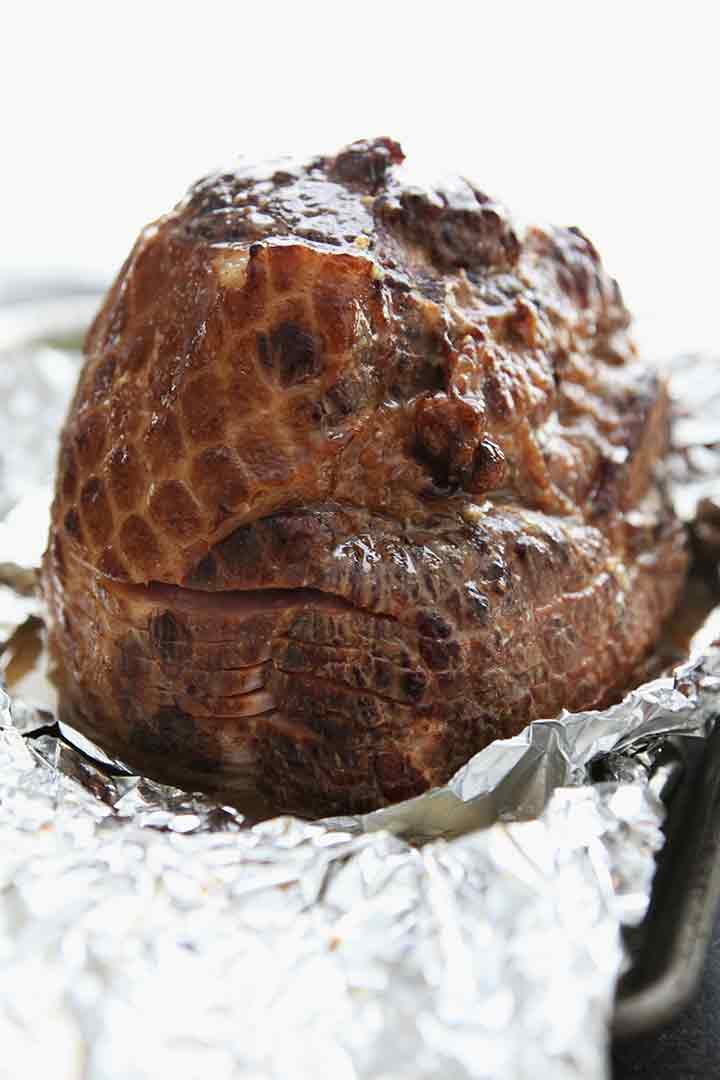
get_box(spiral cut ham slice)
[47,498,685,814]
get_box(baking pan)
[613,723,720,1036]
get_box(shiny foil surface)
[1,303,719,1080]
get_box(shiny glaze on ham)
[42,138,687,815]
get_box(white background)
[1,0,718,356]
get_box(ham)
[41,138,687,816]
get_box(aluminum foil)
[1,303,719,1080]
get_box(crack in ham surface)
[42,138,687,816]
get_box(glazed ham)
[41,138,687,815]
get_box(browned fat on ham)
[42,138,687,816]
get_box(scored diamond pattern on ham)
[41,138,687,815]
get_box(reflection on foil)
[666,353,720,528]
[1,313,720,1079]
[0,680,674,1080]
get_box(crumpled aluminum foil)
[1,303,719,1080]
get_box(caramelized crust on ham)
[42,138,687,815]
